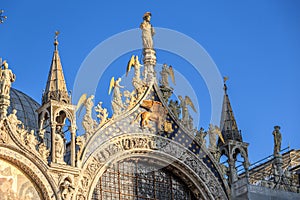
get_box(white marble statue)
[140,12,155,49]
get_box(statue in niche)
[7,109,22,132]
[160,64,175,88]
[109,77,125,115]
[55,126,65,164]
[169,100,180,118]
[140,12,155,49]
[178,95,197,126]
[195,127,207,145]
[272,125,282,156]
[76,94,97,134]
[0,60,16,96]
[25,130,38,151]
[126,55,146,97]
[95,102,109,126]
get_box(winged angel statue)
[109,77,124,115]
[126,55,145,97]
[178,96,197,126]
[160,64,175,88]
[76,94,97,134]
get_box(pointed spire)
[42,31,70,104]
[219,77,242,144]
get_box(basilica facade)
[0,13,299,200]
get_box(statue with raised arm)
[0,60,16,96]
[273,125,282,156]
[140,12,155,49]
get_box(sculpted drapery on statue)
[0,60,16,96]
[140,12,155,49]
[273,125,282,156]
[109,77,125,115]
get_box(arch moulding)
[78,133,229,200]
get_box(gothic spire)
[219,78,242,144]
[42,32,70,104]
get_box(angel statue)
[126,55,145,97]
[140,12,155,49]
[178,95,197,126]
[109,77,125,115]
[160,64,175,88]
[76,94,97,134]
[0,60,16,96]
[208,124,225,150]
[95,102,109,126]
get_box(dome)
[8,88,40,132]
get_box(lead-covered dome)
[8,88,40,132]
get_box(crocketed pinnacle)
[42,34,70,104]
[218,81,242,145]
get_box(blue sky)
[1,1,300,164]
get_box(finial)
[54,31,60,50]
[223,76,229,93]
[0,10,7,24]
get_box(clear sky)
[1,1,300,165]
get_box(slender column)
[69,125,76,167]
[51,123,56,163]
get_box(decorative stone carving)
[25,130,38,151]
[60,177,75,200]
[164,120,174,133]
[94,102,109,127]
[38,142,50,162]
[76,135,85,161]
[0,120,8,143]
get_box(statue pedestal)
[143,48,156,83]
